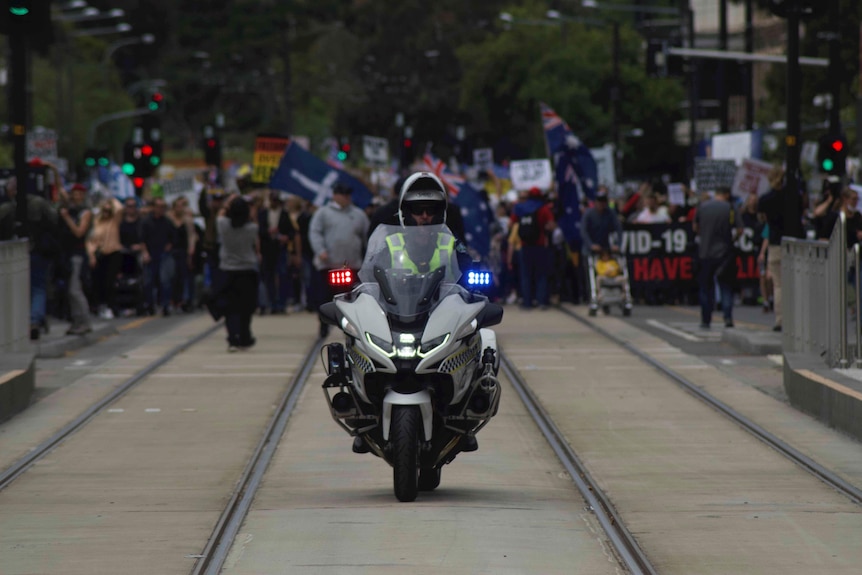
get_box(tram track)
[557,304,862,507]
[499,349,658,575]
[191,336,323,575]
[0,321,224,492]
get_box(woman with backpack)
[510,187,556,309]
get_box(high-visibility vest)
[386,232,454,274]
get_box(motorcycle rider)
[366,172,471,282]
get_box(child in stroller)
[588,248,633,316]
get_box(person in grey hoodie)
[308,182,369,337]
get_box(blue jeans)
[145,253,173,309]
[261,250,290,311]
[698,257,733,326]
[30,252,51,325]
[519,245,551,308]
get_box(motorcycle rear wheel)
[418,467,441,491]
[391,405,420,502]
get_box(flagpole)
[540,102,553,167]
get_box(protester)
[757,166,801,332]
[87,197,124,320]
[309,182,369,337]
[633,192,671,224]
[1,176,61,338]
[167,196,197,313]
[217,195,260,351]
[258,190,298,314]
[141,197,175,316]
[693,187,741,329]
[199,185,227,292]
[286,195,313,311]
[510,187,556,310]
[58,184,93,335]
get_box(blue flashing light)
[466,271,492,287]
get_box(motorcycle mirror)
[475,303,504,329]
[319,301,340,326]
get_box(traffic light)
[0,0,53,39]
[203,135,221,167]
[400,135,414,168]
[148,92,164,112]
[132,176,145,196]
[338,140,351,162]
[84,148,98,169]
[818,133,847,175]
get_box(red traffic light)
[132,177,145,188]
[151,92,163,103]
[141,144,153,156]
[341,143,351,152]
[831,140,844,152]
[403,138,412,148]
[206,138,217,148]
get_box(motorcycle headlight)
[418,333,449,358]
[366,332,395,357]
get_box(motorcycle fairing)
[415,293,485,374]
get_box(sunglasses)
[408,202,442,216]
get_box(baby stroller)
[116,248,146,316]
[587,251,633,317]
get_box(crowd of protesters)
[2,157,860,342]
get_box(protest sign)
[509,159,553,191]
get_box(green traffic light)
[98,158,109,167]
[85,158,96,168]
[337,151,347,161]
[150,156,161,166]
[148,102,159,111]
[122,163,136,176]
[10,7,29,16]
[822,159,834,172]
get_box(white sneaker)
[99,308,115,320]
[228,345,239,353]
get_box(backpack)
[517,208,541,245]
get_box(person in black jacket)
[258,190,298,314]
[757,166,802,332]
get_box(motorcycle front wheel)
[391,405,420,502]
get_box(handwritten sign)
[362,135,389,165]
[732,158,772,197]
[509,158,552,191]
[473,148,494,171]
[252,135,290,184]
[694,158,737,193]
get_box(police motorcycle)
[318,173,503,502]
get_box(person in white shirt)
[633,193,671,224]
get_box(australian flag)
[269,141,373,208]
[423,150,492,258]
[540,101,573,156]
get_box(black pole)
[827,0,841,136]
[612,21,621,182]
[744,0,754,130]
[784,6,803,239]
[718,0,728,133]
[687,4,698,182]
[10,29,29,237]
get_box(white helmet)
[398,171,448,227]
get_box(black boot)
[352,436,370,453]
[461,434,478,452]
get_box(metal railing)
[783,211,855,368]
[0,239,30,354]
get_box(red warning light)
[141,144,153,156]
[831,140,844,152]
[328,269,354,286]
[403,138,412,148]
[132,177,145,188]
[206,139,216,148]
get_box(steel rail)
[499,351,658,575]
[558,305,862,506]
[192,337,323,575]
[0,321,223,491]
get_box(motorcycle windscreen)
[358,224,463,321]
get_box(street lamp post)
[102,34,156,86]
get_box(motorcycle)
[319,223,503,502]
